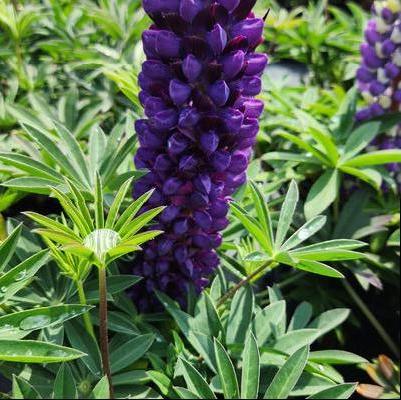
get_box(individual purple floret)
[356,0,401,190]
[132,0,267,309]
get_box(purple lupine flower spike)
[356,0,401,191]
[132,0,267,309]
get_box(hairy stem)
[98,266,114,398]
[342,280,400,359]
[217,261,273,308]
[76,280,95,339]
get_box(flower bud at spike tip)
[356,0,401,190]
[133,0,267,309]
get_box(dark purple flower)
[356,1,401,192]
[132,0,267,308]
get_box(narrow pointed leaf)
[281,216,326,251]
[105,178,133,229]
[275,180,299,249]
[305,169,340,220]
[53,364,77,399]
[214,338,239,399]
[0,223,22,272]
[307,383,357,399]
[0,340,85,363]
[264,346,309,399]
[179,358,216,399]
[241,331,260,399]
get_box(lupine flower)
[132,0,267,309]
[356,0,401,190]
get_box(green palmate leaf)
[105,178,133,229]
[34,229,80,246]
[304,169,340,220]
[281,215,327,251]
[309,350,367,365]
[264,346,310,399]
[249,181,274,252]
[241,331,260,399]
[53,363,77,399]
[0,223,22,272]
[12,375,41,399]
[0,340,85,363]
[306,383,357,399]
[0,305,92,340]
[0,152,63,182]
[275,180,299,249]
[92,376,110,399]
[252,301,286,346]
[110,334,155,374]
[174,387,201,399]
[342,150,401,167]
[226,285,254,345]
[230,202,271,254]
[288,302,313,331]
[214,338,240,399]
[178,358,216,399]
[291,259,344,278]
[308,309,350,338]
[342,121,381,161]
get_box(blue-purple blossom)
[356,0,401,190]
[132,0,267,309]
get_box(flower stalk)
[98,265,114,398]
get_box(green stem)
[76,280,95,339]
[217,261,273,308]
[342,280,400,359]
[98,266,114,398]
